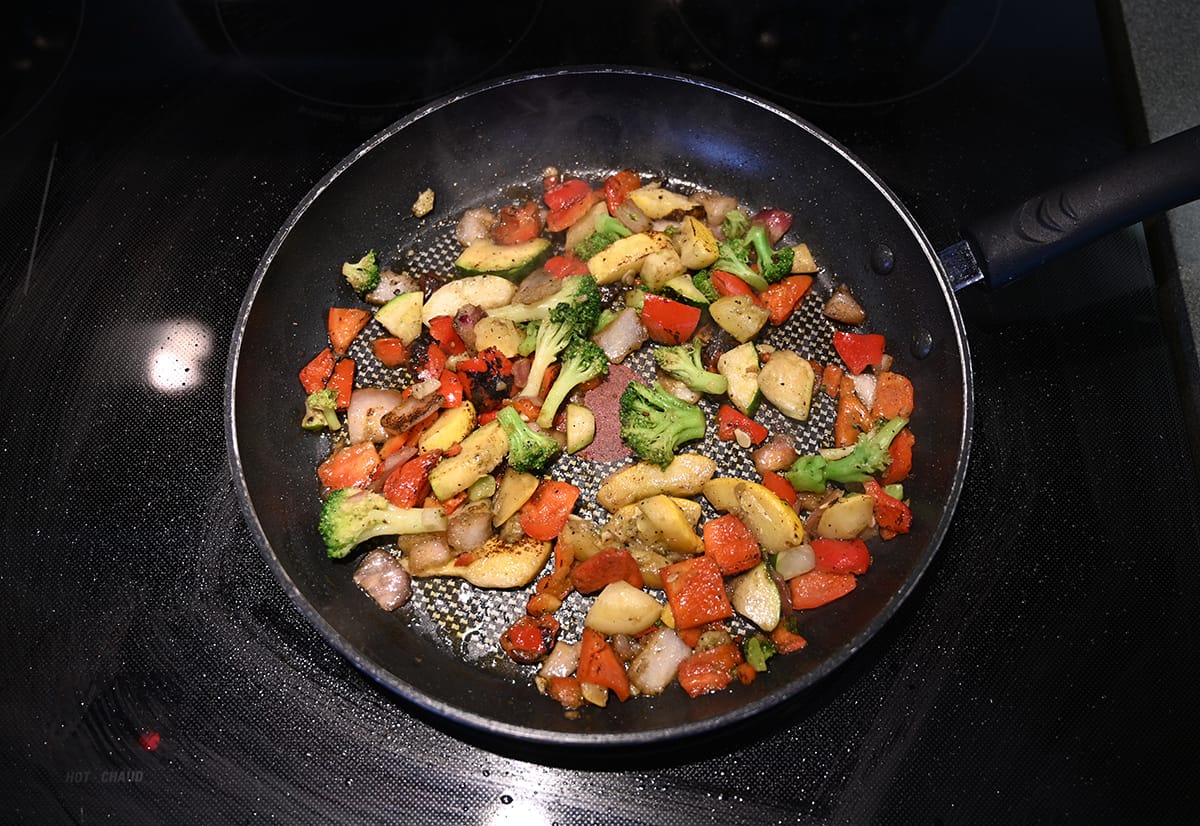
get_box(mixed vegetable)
[298,166,916,711]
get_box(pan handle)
[959,124,1200,289]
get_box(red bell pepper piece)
[863,479,912,536]
[415,342,447,383]
[490,201,542,245]
[569,547,644,594]
[437,370,464,408]
[710,269,761,300]
[715,404,768,445]
[519,479,580,541]
[371,337,409,369]
[299,348,335,394]
[760,470,797,507]
[543,254,591,278]
[326,357,355,410]
[880,427,915,485]
[317,442,381,490]
[760,275,813,326]
[660,556,734,630]
[810,537,871,575]
[832,331,886,375]
[640,294,701,345]
[702,513,762,575]
[428,316,466,355]
[382,450,442,509]
[577,627,631,702]
[788,570,857,610]
[604,169,641,215]
[544,179,600,232]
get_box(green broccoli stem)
[785,417,909,493]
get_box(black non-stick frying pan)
[226,68,1200,749]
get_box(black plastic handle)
[960,124,1200,289]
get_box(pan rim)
[224,65,974,748]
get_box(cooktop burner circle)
[0,0,83,138]
[673,0,1002,108]
[214,0,544,109]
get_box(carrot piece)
[760,471,797,507]
[326,358,355,410]
[317,442,381,490]
[788,570,857,610]
[880,427,915,485]
[821,363,843,398]
[761,275,813,326]
[834,375,869,447]
[676,627,706,648]
[382,450,442,509]
[811,537,871,575]
[569,548,643,594]
[510,397,542,421]
[702,513,762,575]
[378,434,409,459]
[862,479,912,536]
[871,371,914,420]
[735,662,758,685]
[769,624,809,654]
[660,556,734,630]
[676,643,742,698]
[328,307,372,355]
[440,490,469,515]
[519,479,580,541]
[299,347,335,393]
[577,628,631,702]
[371,336,410,369]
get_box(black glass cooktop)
[3,0,1198,822]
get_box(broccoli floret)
[301,388,341,431]
[536,339,609,428]
[497,405,561,473]
[618,381,707,467]
[573,214,631,261]
[342,250,380,295]
[711,224,794,291]
[653,340,728,396]
[784,417,909,493]
[722,209,750,240]
[318,488,448,559]
[747,224,794,285]
[518,278,603,399]
[692,269,720,304]
[486,274,601,325]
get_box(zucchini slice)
[454,237,550,282]
[717,341,762,416]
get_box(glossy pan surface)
[226,68,972,747]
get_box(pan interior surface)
[227,69,971,746]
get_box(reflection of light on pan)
[481,793,553,826]
[146,319,212,393]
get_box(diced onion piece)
[627,627,692,695]
[774,545,816,580]
[353,549,412,611]
[850,372,877,411]
[538,641,581,680]
[346,388,406,444]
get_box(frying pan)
[226,68,1200,749]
